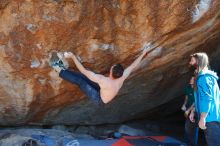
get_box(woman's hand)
[189,110,195,122]
[181,104,186,111]
[199,117,207,130]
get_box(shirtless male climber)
[50,47,151,105]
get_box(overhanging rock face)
[0,0,220,125]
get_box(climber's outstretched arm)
[122,48,148,79]
[64,52,104,83]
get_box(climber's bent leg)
[59,69,103,105]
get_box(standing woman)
[189,52,220,146]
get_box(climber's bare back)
[95,74,126,104]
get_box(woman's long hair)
[190,52,209,91]
[191,52,209,73]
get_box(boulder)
[0,0,219,125]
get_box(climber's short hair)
[112,64,124,79]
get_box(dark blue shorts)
[59,69,103,105]
[205,122,220,146]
